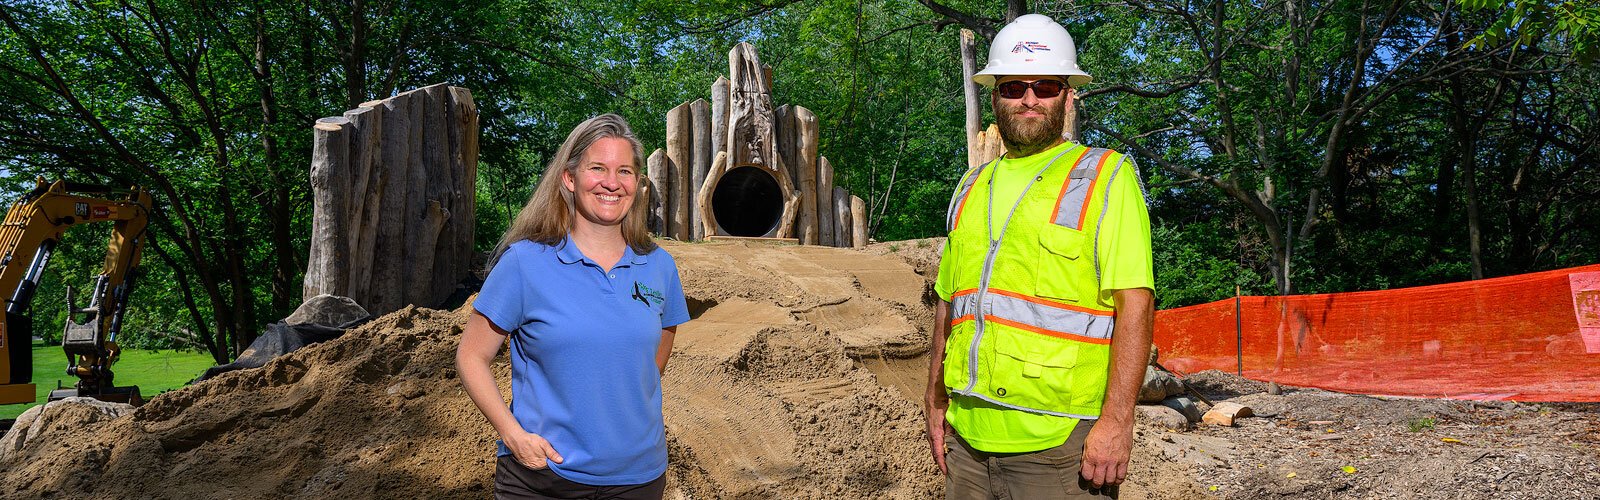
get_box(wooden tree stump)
[305,84,477,316]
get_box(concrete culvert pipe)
[709,166,786,237]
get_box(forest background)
[0,0,1594,364]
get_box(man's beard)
[995,98,1066,157]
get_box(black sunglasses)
[995,79,1069,99]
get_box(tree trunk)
[961,29,981,168]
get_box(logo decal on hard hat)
[1011,41,1052,53]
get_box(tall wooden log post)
[851,195,867,248]
[368,91,412,313]
[343,103,382,302]
[794,106,819,245]
[727,43,777,168]
[417,84,455,307]
[690,99,711,241]
[449,86,479,290]
[833,186,851,248]
[305,117,350,299]
[647,149,668,234]
[666,103,692,240]
[775,104,797,205]
[817,156,835,247]
[961,29,983,169]
[711,77,729,163]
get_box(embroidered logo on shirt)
[632,282,664,307]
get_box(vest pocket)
[989,332,1079,413]
[947,225,981,289]
[1035,224,1089,302]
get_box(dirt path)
[1,239,1593,499]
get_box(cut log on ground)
[1202,402,1254,427]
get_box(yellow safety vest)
[942,143,1132,418]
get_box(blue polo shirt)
[473,236,690,486]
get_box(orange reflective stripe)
[1045,147,1094,225]
[1075,152,1116,230]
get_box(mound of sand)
[0,241,949,498]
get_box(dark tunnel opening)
[710,166,784,237]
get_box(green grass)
[1,339,216,420]
[1407,416,1436,432]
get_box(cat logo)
[75,202,89,217]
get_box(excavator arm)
[0,179,151,405]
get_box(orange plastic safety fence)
[1154,264,1600,402]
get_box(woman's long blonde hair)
[490,114,655,268]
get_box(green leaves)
[1463,0,1599,64]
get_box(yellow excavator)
[0,178,151,406]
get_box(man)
[925,14,1154,500]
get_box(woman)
[457,114,689,499]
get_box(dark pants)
[494,455,667,500]
[944,421,1118,500]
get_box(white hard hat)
[973,14,1091,88]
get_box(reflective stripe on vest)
[946,160,996,232]
[1049,148,1115,230]
[950,288,1115,345]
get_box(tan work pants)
[943,421,1117,500]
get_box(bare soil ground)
[1,238,1595,499]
